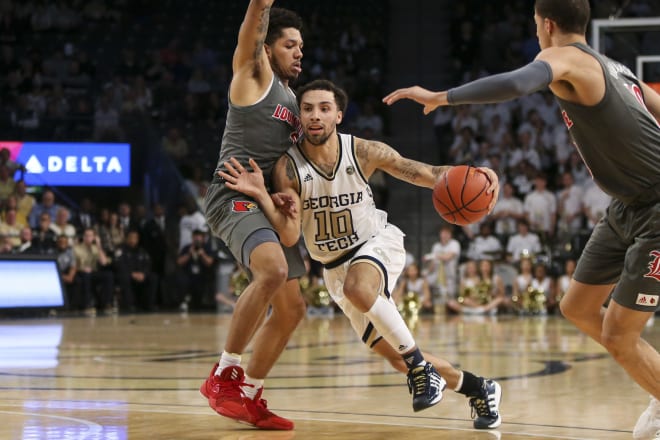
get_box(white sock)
[216,351,241,375]
[454,370,464,392]
[242,375,264,400]
[364,295,416,355]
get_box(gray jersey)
[556,43,660,206]
[211,75,303,204]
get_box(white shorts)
[323,223,406,348]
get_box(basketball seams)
[432,165,494,225]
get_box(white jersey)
[287,133,387,265]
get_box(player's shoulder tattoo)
[284,155,297,182]
[355,138,397,163]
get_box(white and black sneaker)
[470,379,502,429]
[407,363,446,412]
[634,396,660,440]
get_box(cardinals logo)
[231,200,258,213]
[643,250,660,282]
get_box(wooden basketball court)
[0,312,656,439]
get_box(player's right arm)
[230,0,274,106]
[383,57,554,114]
[219,156,302,247]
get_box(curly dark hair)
[265,7,303,46]
[296,79,348,113]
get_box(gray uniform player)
[384,1,660,438]
[199,1,305,431]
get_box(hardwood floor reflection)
[0,312,656,439]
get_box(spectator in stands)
[73,227,114,316]
[561,151,590,186]
[28,189,61,228]
[70,197,96,233]
[55,234,78,311]
[96,208,124,255]
[582,182,611,229]
[506,219,542,265]
[31,211,57,254]
[467,222,503,261]
[0,147,25,179]
[555,171,584,240]
[491,181,524,241]
[509,159,536,198]
[449,125,479,164]
[555,257,576,307]
[512,256,534,306]
[176,228,216,312]
[15,225,36,254]
[115,229,158,313]
[0,206,21,248]
[51,206,76,244]
[13,181,33,227]
[0,164,15,202]
[508,124,542,171]
[117,202,134,231]
[393,262,434,315]
[531,263,555,314]
[423,224,461,306]
[483,113,510,151]
[139,202,170,281]
[523,172,556,242]
[447,259,504,315]
[178,199,206,251]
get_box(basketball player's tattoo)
[396,159,423,182]
[285,156,296,182]
[431,166,451,180]
[254,6,271,63]
[355,139,370,162]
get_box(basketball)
[432,165,494,226]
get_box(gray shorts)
[574,199,660,311]
[205,183,305,279]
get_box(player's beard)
[271,57,299,84]
[304,128,333,146]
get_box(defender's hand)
[218,157,266,199]
[383,86,447,115]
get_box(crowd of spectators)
[0,0,390,315]
[391,0,660,318]
[0,0,658,317]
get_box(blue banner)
[6,141,131,187]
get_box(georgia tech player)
[218,79,503,429]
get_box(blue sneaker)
[470,379,502,429]
[407,363,446,412]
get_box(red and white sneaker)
[200,364,251,423]
[243,387,294,430]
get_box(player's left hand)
[218,157,266,199]
[476,167,499,213]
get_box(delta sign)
[0,141,130,187]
